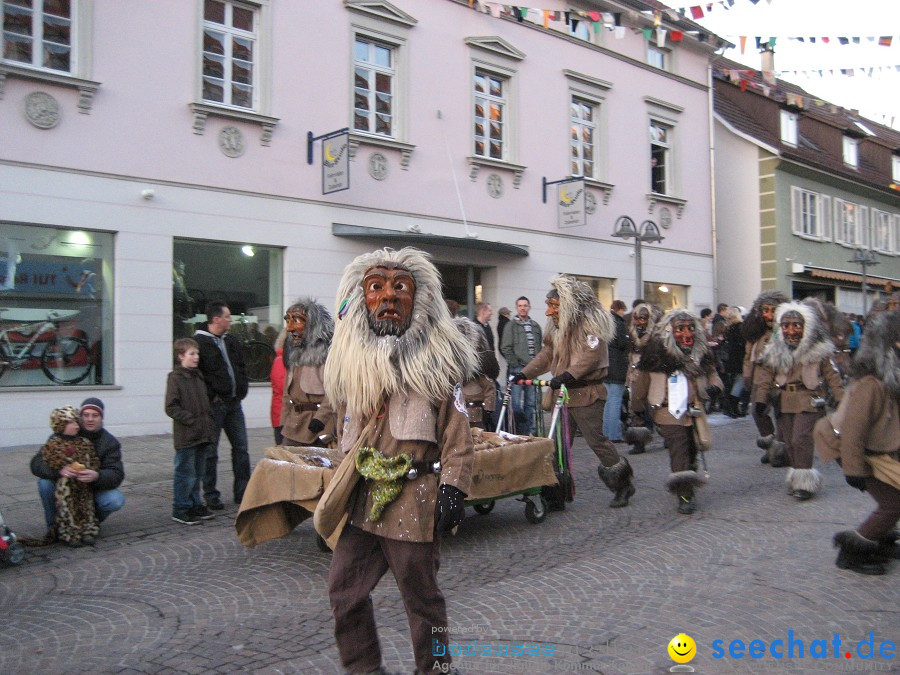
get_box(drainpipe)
[707,62,719,307]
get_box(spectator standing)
[500,296,542,435]
[604,300,629,442]
[496,306,511,347]
[30,397,126,540]
[165,338,217,525]
[195,301,250,509]
[720,307,747,418]
[475,302,495,351]
[270,328,287,445]
[711,303,729,343]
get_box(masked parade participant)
[279,298,337,447]
[625,302,659,455]
[454,316,500,430]
[321,247,476,675]
[630,310,723,514]
[519,275,635,509]
[816,310,900,575]
[754,301,844,501]
[742,291,789,465]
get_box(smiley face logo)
[668,633,696,664]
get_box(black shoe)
[835,550,886,575]
[793,490,813,501]
[760,453,770,464]
[172,512,201,525]
[190,506,216,520]
[81,536,96,547]
[205,497,225,511]
[64,539,84,548]
[627,445,646,455]
[677,498,697,515]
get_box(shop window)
[643,281,687,312]
[0,224,113,387]
[572,275,614,308]
[173,239,282,381]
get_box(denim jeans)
[510,372,536,436]
[204,399,251,503]
[603,382,626,441]
[37,479,125,529]
[173,444,209,513]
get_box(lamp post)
[612,216,665,300]
[847,248,879,315]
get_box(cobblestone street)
[1,416,897,674]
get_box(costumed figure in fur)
[816,310,900,575]
[624,303,660,454]
[322,247,476,675]
[742,290,789,465]
[754,301,844,500]
[279,297,337,447]
[519,275,636,508]
[630,309,723,514]
[454,316,500,430]
[40,406,101,546]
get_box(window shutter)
[821,195,831,241]
[859,206,869,249]
[790,186,801,235]
[833,199,844,244]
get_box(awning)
[332,223,529,257]
[805,267,893,288]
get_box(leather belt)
[291,402,320,412]
[782,383,803,392]
[465,400,484,409]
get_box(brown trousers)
[657,424,697,500]
[566,401,621,468]
[751,385,776,438]
[328,525,450,674]
[858,477,900,540]
[778,411,820,469]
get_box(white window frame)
[790,186,832,241]
[647,45,667,70]
[352,35,396,138]
[473,67,508,162]
[895,214,900,255]
[871,209,892,254]
[570,95,598,179]
[780,110,797,147]
[834,198,867,248]
[201,0,259,110]
[842,136,858,168]
[649,119,672,196]
[1,0,77,73]
[892,155,900,183]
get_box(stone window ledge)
[349,132,416,169]
[581,177,615,205]
[467,156,526,188]
[190,102,279,146]
[0,63,100,113]
[646,192,687,218]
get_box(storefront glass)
[173,239,283,382]
[573,275,614,308]
[0,224,114,387]
[643,281,688,311]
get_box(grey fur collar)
[284,298,333,368]
[759,301,835,371]
[324,247,476,417]
[544,274,614,364]
[851,310,900,396]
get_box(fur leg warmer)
[768,440,788,467]
[598,457,633,492]
[786,468,822,497]
[665,470,708,494]
[756,434,774,450]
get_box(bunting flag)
[880,36,893,47]
[739,35,747,53]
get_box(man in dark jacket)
[603,300,629,442]
[30,397,125,539]
[195,301,250,508]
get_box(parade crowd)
[28,247,899,675]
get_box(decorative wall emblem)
[368,152,389,180]
[659,206,673,229]
[486,173,503,198]
[584,191,597,214]
[24,91,61,129]
[218,126,246,158]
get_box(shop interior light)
[241,245,255,257]
[64,231,91,247]
[658,285,669,293]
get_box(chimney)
[760,44,776,86]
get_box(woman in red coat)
[269,328,287,445]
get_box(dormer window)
[893,154,900,183]
[780,110,797,146]
[842,136,858,169]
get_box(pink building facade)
[0,0,724,443]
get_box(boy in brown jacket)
[165,338,217,525]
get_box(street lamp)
[612,216,665,299]
[847,248,879,315]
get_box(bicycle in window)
[0,310,93,385]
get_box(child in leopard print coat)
[40,406,101,546]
